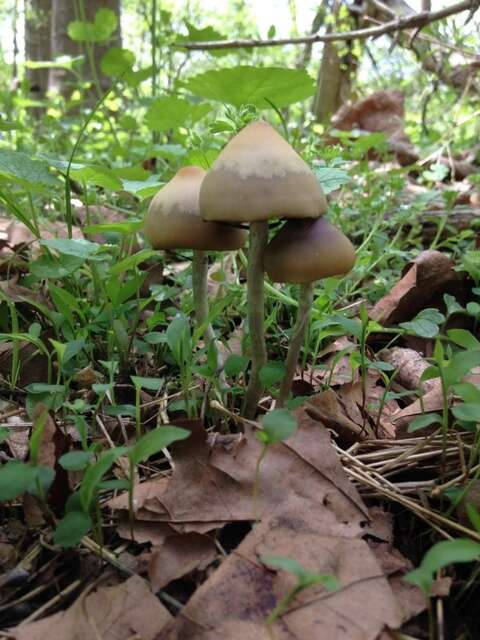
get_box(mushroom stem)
[277,281,315,408]
[243,221,269,419]
[192,250,216,346]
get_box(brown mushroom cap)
[199,121,327,224]
[264,218,356,284]
[144,166,247,251]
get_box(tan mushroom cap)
[265,218,356,284]
[200,121,327,224]
[144,166,247,251]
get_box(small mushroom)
[265,217,356,406]
[200,121,326,417]
[145,166,246,348]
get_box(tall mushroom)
[145,166,246,349]
[265,217,356,407]
[200,121,327,417]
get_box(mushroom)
[200,121,326,417]
[264,217,356,407]
[145,166,246,349]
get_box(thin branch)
[179,0,473,51]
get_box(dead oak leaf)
[369,250,457,326]
[12,575,171,640]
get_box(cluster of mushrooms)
[144,121,356,418]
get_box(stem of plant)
[192,250,216,347]
[277,281,315,408]
[243,221,269,418]
[252,442,269,522]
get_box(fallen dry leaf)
[154,495,409,640]
[148,532,218,591]
[369,250,458,326]
[331,90,419,166]
[12,575,171,640]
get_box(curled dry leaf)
[148,532,218,592]
[12,575,171,640]
[369,250,457,326]
[110,409,367,534]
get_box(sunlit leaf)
[182,66,315,108]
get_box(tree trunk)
[50,0,121,97]
[24,0,51,98]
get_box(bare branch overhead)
[178,0,475,51]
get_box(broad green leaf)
[100,47,135,76]
[69,165,122,190]
[145,96,211,132]
[452,403,480,423]
[260,409,297,444]
[313,166,350,194]
[59,451,94,471]
[444,294,464,318]
[408,413,442,433]
[68,8,117,43]
[444,350,480,389]
[104,404,136,417]
[182,66,315,108]
[0,427,9,443]
[166,314,191,365]
[131,376,164,392]
[400,309,444,339]
[259,361,286,388]
[0,461,38,501]
[120,175,164,198]
[54,511,92,547]
[40,238,100,259]
[447,329,480,350]
[452,381,480,404]
[405,539,480,594]
[224,354,249,377]
[0,149,58,188]
[109,249,157,275]
[130,426,190,465]
[30,253,84,278]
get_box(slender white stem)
[243,221,269,419]
[192,250,216,345]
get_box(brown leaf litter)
[369,250,458,326]
[12,575,171,640]
[106,408,436,639]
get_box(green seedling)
[131,376,164,437]
[126,425,190,539]
[405,539,480,595]
[253,409,297,520]
[261,555,339,636]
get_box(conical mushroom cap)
[145,166,247,251]
[265,218,356,284]
[200,121,327,224]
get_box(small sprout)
[404,539,480,595]
[253,409,297,520]
[261,554,340,630]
